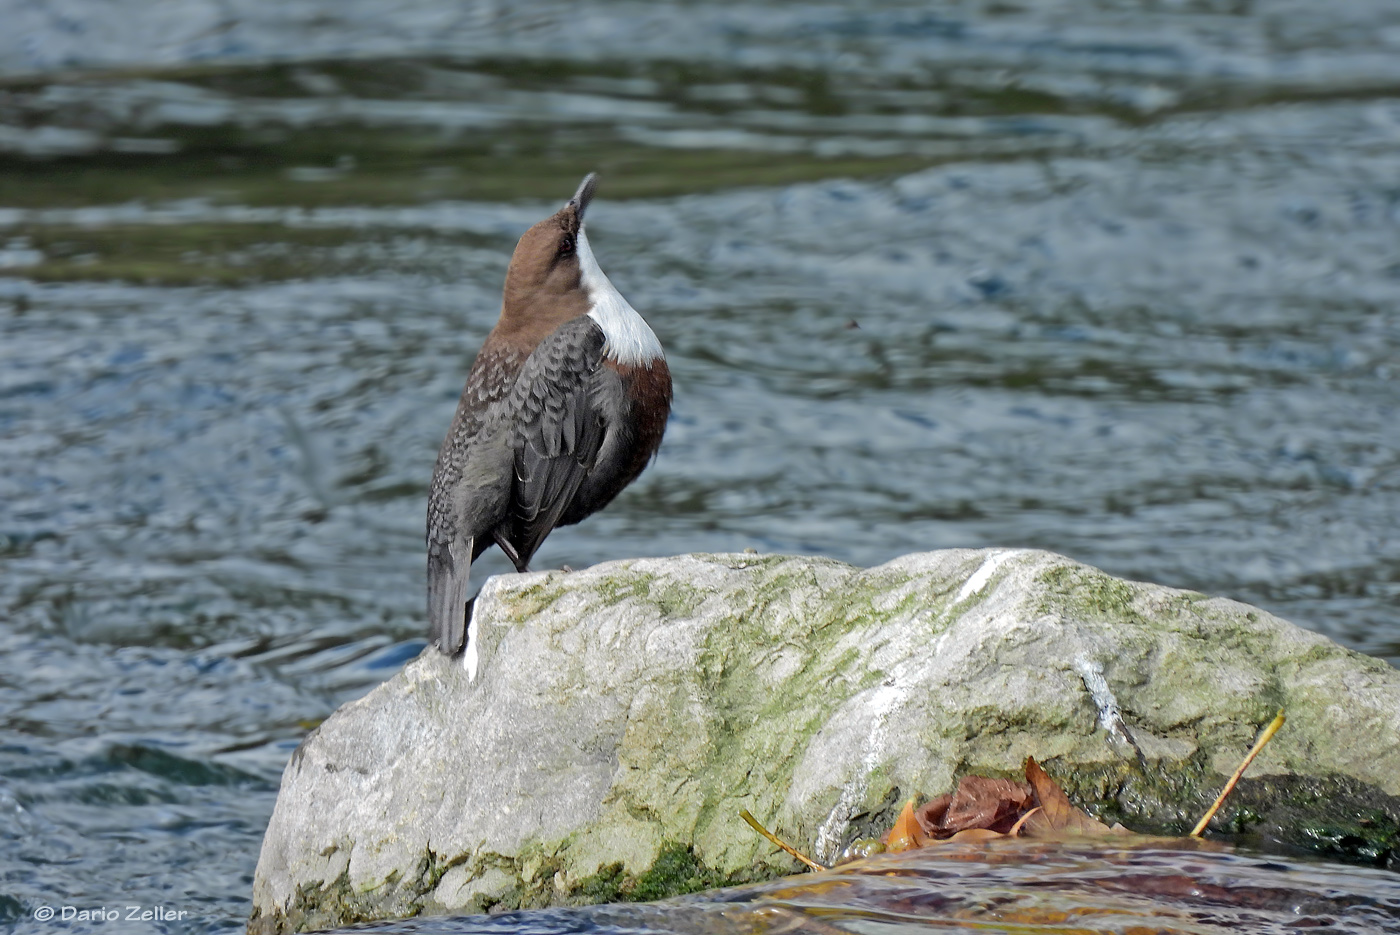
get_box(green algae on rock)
[248,549,1400,934]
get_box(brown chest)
[606,356,672,478]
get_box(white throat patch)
[577,227,664,367]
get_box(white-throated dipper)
[427,173,671,656]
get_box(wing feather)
[427,346,527,653]
[497,317,624,569]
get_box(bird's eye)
[558,234,575,256]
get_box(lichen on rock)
[249,549,1400,934]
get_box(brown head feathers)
[497,174,603,339]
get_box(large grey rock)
[249,549,1400,933]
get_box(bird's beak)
[569,173,599,218]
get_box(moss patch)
[571,842,775,905]
[1229,774,1400,868]
[593,570,657,607]
[1035,565,1147,625]
[499,580,569,622]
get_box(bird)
[426,173,672,656]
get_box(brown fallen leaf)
[885,799,923,852]
[915,776,1034,839]
[1021,756,1124,839]
[945,827,1006,843]
[865,756,1189,860]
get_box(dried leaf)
[885,799,922,852]
[916,776,1034,839]
[945,827,1006,844]
[874,760,1144,855]
[1022,757,1115,838]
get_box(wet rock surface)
[250,549,1400,933]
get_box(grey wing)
[427,347,525,655]
[501,317,628,569]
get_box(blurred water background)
[1,1,1399,931]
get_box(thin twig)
[739,809,827,872]
[1191,709,1286,837]
[1008,805,1042,837]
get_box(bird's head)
[499,173,598,332]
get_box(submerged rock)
[249,549,1400,934]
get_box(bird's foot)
[493,530,528,570]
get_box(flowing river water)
[1,1,1399,932]
[352,843,1400,935]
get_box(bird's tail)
[428,537,473,655]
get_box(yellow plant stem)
[1191,709,1286,837]
[740,809,827,872]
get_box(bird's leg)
[492,530,532,573]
